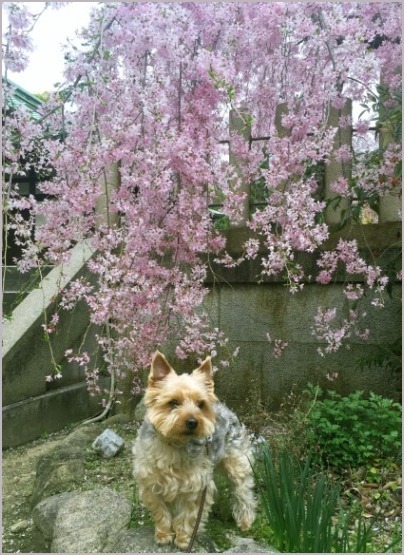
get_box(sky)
[2,2,95,94]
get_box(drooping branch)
[37,13,117,124]
[2,1,401,397]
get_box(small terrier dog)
[133,351,256,549]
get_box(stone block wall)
[3,225,401,447]
[200,224,402,412]
[2,242,107,448]
[206,281,401,412]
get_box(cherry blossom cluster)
[2,2,401,397]
[311,306,370,357]
[352,142,402,196]
[266,334,289,359]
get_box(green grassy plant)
[257,442,340,552]
[256,442,399,553]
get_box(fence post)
[275,102,289,138]
[378,78,401,223]
[95,162,120,228]
[229,106,251,226]
[324,99,352,225]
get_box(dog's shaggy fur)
[132,351,256,549]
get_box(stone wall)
[3,224,401,448]
[200,224,402,412]
[206,281,401,412]
[2,242,107,449]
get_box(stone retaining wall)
[2,225,401,448]
[202,224,402,411]
[2,242,106,448]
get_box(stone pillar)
[378,96,401,223]
[379,189,401,222]
[379,190,401,222]
[95,162,121,228]
[324,100,352,225]
[229,106,251,225]
[275,102,289,138]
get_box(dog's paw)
[238,517,253,531]
[234,507,256,531]
[155,529,174,545]
[174,533,191,550]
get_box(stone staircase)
[2,242,109,448]
[3,266,53,315]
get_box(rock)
[10,519,32,533]
[30,423,105,507]
[33,489,216,553]
[102,413,132,426]
[32,492,75,540]
[134,399,146,421]
[30,449,86,507]
[50,487,132,553]
[104,526,217,553]
[224,535,279,553]
[58,423,105,450]
[92,428,125,459]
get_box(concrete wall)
[3,225,401,447]
[2,242,107,449]
[205,281,401,411]
[201,224,401,412]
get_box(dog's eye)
[197,401,206,409]
[168,399,179,409]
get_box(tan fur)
[133,351,256,549]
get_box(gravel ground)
[2,421,138,554]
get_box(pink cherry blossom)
[2,2,401,399]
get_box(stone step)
[3,266,53,314]
[2,379,110,449]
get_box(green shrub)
[304,387,402,470]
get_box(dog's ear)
[149,351,175,384]
[193,356,213,379]
[192,356,216,398]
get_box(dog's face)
[144,351,218,443]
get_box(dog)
[132,350,256,549]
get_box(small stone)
[10,519,32,533]
[92,429,125,459]
[225,535,279,553]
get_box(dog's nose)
[185,418,198,431]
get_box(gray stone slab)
[104,526,217,553]
[2,379,109,448]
